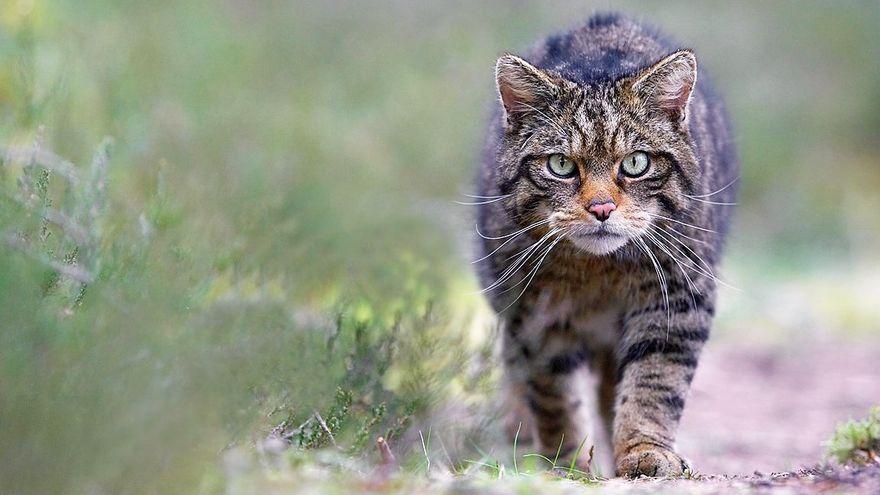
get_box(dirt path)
[242,332,880,494]
[678,335,880,475]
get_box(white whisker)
[454,197,510,206]
[687,177,739,198]
[463,193,511,199]
[515,102,567,135]
[520,130,540,152]
[647,213,716,234]
[635,238,670,333]
[666,226,710,246]
[647,225,741,292]
[684,196,737,206]
[475,218,550,241]
[499,228,564,292]
[643,231,700,310]
[471,221,548,264]
[502,227,562,262]
[477,227,560,294]
[648,225,715,277]
[499,230,567,312]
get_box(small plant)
[1,129,111,312]
[826,407,880,466]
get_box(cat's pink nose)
[587,201,617,222]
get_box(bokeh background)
[1,1,878,493]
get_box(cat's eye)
[547,154,577,178]
[620,151,651,178]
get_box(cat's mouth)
[566,223,630,256]
[590,228,616,238]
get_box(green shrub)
[826,407,880,466]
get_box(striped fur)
[476,13,737,477]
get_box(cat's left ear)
[628,50,697,123]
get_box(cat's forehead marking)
[600,99,622,155]
[573,107,594,138]
[573,90,624,159]
[571,106,594,153]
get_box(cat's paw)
[615,444,688,478]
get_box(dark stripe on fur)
[660,394,685,412]
[548,345,592,374]
[626,293,713,318]
[635,382,677,394]
[617,338,692,381]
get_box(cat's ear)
[495,54,559,128]
[629,50,697,123]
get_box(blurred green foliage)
[1,1,878,493]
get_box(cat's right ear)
[495,55,559,129]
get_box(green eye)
[621,151,651,178]
[547,154,577,178]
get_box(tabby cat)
[475,13,737,477]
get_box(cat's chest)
[570,306,623,348]
[536,249,633,306]
[525,252,632,345]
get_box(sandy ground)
[678,335,880,475]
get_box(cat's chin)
[569,232,629,256]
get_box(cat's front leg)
[612,282,715,478]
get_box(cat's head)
[493,50,700,256]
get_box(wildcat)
[475,13,737,477]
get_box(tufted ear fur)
[495,54,560,129]
[629,50,697,123]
